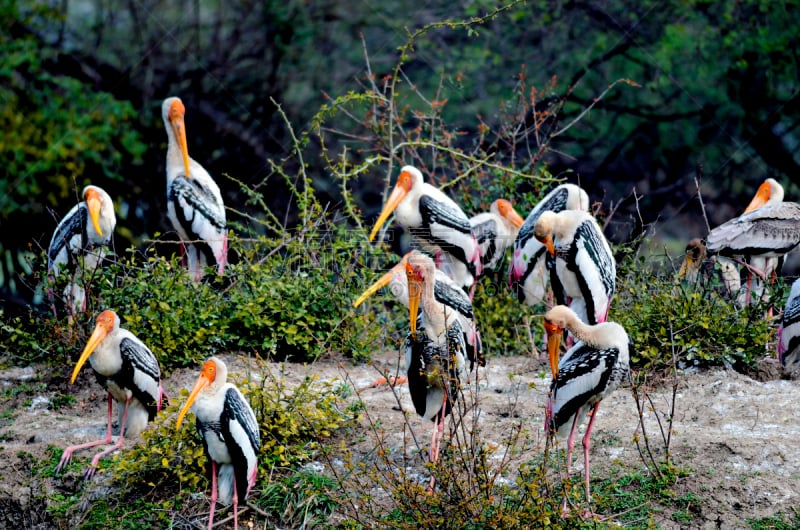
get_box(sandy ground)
[0,351,798,529]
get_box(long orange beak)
[85,190,104,236]
[541,234,555,256]
[544,321,562,381]
[406,261,422,339]
[497,199,525,229]
[368,171,413,242]
[71,322,110,384]
[677,255,692,279]
[743,181,771,213]
[176,372,212,429]
[353,258,406,308]
[171,115,192,180]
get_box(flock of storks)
[42,95,800,526]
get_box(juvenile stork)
[534,210,616,326]
[510,184,590,306]
[162,97,227,282]
[676,238,741,297]
[368,165,482,294]
[177,357,260,530]
[778,278,800,378]
[47,185,116,315]
[405,251,470,488]
[56,310,166,479]
[469,198,525,271]
[544,305,631,506]
[353,252,482,370]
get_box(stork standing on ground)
[469,198,525,271]
[533,210,616,326]
[778,278,800,378]
[544,305,632,507]
[162,97,227,282]
[368,165,482,294]
[55,310,166,479]
[47,185,116,315]
[405,251,470,489]
[353,252,482,371]
[177,357,260,530]
[510,184,590,306]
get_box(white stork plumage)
[405,251,470,488]
[544,305,631,505]
[368,165,482,294]
[533,210,616,326]
[55,309,166,479]
[509,184,590,306]
[706,182,800,282]
[469,198,525,271]
[353,251,482,370]
[778,278,800,378]
[162,97,227,282]
[47,185,116,315]
[177,357,260,530]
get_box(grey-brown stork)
[177,357,260,530]
[162,97,227,282]
[676,238,741,297]
[469,199,525,271]
[533,210,615,326]
[47,185,116,315]
[368,165,482,294]
[353,252,482,370]
[510,184,590,306]
[778,278,800,378]
[405,251,470,489]
[544,305,631,506]
[55,309,166,479]
[706,185,800,291]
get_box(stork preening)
[544,305,631,507]
[405,251,470,489]
[353,252,482,369]
[778,278,800,378]
[368,165,482,294]
[177,357,260,530]
[47,185,116,315]
[162,97,227,282]
[469,198,525,271]
[510,184,590,306]
[534,210,616,326]
[55,310,166,479]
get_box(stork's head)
[162,97,192,180]
[493,199,525,229]
[83,186,106,236]
[71,310,119,384]
[352,254,409,308]
[533,211,557,256]
[368,166,423,242]
[176,357,227,428]
[744,178,783,213]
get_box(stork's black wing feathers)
[48,205,87,271]
[169,176,226,232]
[517,187,571,247]
[117,337,161,419]
[418,195,472,233]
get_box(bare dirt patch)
[0,352,798,528]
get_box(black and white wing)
[221,386,260,500]
[566,220,615,324]
[118,336,162,419]
[706,202,800,258]
[168,176,226,236]
[48,203,87,273]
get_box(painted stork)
[162,97,227,282]
[353,252,482,369]
[778,278,800,378]
[676,238,741,297]
[405,251,470,488]
[368,165,482,293]
[533,210,616,326]
[510,184,590,306]
[177,357,260,530]
[544,305,631,506]
[55,309,166,479]
[469,199,525,271]
[47,185,116,314]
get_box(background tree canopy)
[1,0,799,306]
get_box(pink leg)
[232,470,239,530]
[217,233,228,276]
[208,460,218,530]
[564,408,582,476]
[428,396,448,491]
[84,396,132,480]
[55,394,114,474]
[581,402,602,504]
